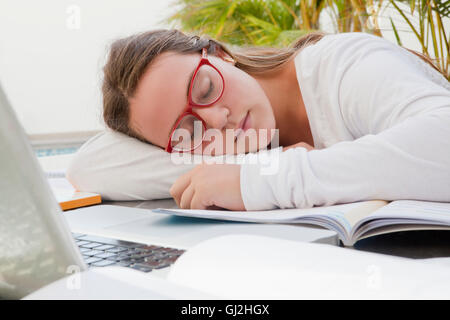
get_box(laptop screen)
[0,84,86,299]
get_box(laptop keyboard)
[72,233,185,272]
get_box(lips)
[234,111,250,141]
[238,111,250,131]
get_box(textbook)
[154,199,450,246]
[47,174,101,211]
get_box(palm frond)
[432,0,450,18]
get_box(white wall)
[0,1,448,135]
[0,0,174,135]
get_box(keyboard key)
[106,247,128,254]
[80,242,103,249]
[91,260,116,267]
[119,257,142,264]
[130,264,153,273]
[116,261,133,267]
[95,244,115,251]
[117,249,137,256]
[84,257,103,264]
[139,245,161,251]
[128,252,155,260]
[159,255,181,264]
[139,260,166,268]
[95,252,117,259]
[73,233,182,272]
[159,247,178,253]
[169,250,185,256]
[116,253,133,260]
[146,253,169,260]
[83,249,103,256]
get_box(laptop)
[0,83,192,299]
[0,83,337,299]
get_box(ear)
[215,47,235,65]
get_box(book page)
[155,200,383,225]
[154,200,387,244]
[167,234,450,299]
[365,200,450,223]
[351,200,450,242]
[340,200,388,229]
[48,177,75,201]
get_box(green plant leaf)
[432,0,450,18]
[390,17,403,46]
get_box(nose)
[193,104,230,130]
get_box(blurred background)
[0,0,448,156]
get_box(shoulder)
[295,32,397,70]
[295,31,429,82]
[299,32,400,61]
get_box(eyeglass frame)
[165,47,226,153]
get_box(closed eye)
[202,80,214,100]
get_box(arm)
[241,108,450,210]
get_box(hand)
[170,164,245,211]
[283,141,315,152]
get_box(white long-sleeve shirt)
[240,32,450,210]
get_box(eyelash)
[202,81,213,99]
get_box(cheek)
[223,76,259,113]
[222,67,275,131]
[130,104,171,149]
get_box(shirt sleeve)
[240,42,450,210]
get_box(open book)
[154,199,450,247]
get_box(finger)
[170,170,194,205]
[298,143,314,151]
[283,142,315,152]
[179,183,195,209]
[190,191,209,210]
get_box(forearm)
[241,110,450,210]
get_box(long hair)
[102,29,445,142]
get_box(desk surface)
[105,199,450,260]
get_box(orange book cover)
[48,176,102,211]
[58,191,102,211]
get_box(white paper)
[168,234,450,299]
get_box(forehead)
[129,51,199,147]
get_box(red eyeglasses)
[165,47,225,153]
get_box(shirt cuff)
[239,147,282,211]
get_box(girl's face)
[129,50,276,155]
